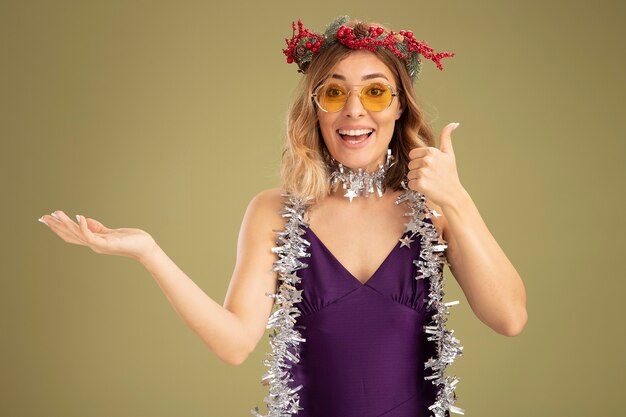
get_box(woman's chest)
[304,199,409,284]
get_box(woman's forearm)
[137,244,251,365]
[441,189,527,336]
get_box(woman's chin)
[332,155,383,172]
[326,137,389,171]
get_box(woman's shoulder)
[242,187,286,232]
[248,187,284,212]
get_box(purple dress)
[287,225,439,417]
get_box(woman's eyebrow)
[329,73,389,81]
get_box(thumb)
[439,122,460,155]
[84,216,111,234]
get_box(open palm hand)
[39,210,156,261]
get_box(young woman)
[39,16,527,417]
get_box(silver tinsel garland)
[252,194,312,417]
[252,186,464,417]
[396,184,465,416]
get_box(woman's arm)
[41,188,284,366]
[408,122,527,336]
[138,188,284,365]
[436,192,527,336]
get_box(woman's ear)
[396,106,403,120]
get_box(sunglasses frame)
[311,81,400,113]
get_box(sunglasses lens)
[314,82,395,112]
[362,83,393,111]
[316,83,348,112]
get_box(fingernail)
[75,214,81,224]
[452,122,460,130]
[38,217,49,226]
[50,212,58,218]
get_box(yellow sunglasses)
[312,81,399,112]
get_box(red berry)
[311,47,318,52]
[406,31,414,38]
[399,30,406,35]
[314,41,321,47]
[337,29,345,38]
[286,56,294,63]
[376,27,384,35]
[305,41,312,48]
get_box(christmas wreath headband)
[283,16,455,82]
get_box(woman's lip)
[337,125,376,130]
[336,131,373,149]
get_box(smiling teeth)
[338,129,374,136]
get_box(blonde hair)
[279,19,435,202]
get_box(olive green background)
[2,0,624,416]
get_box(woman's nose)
[342,91,366,118]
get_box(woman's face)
[317,50,402,172]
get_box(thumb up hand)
[407,122,465,208]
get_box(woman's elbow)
[497,307,528,337]
[222,353,248,367]
[218,338,257,366]
[218,348,250,366]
